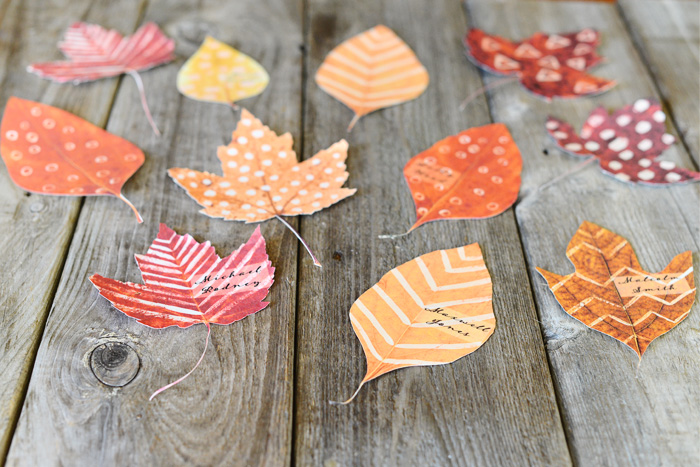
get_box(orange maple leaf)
[168,109,356,266]
[537,221,695,358]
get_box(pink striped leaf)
[28,22,175,134]
[89,224,274,399]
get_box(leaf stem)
[275,215,322,268]
[329,381,365,405]
[118,193,143,223]
[459,76,518,111]
[149,322,211,401]
[347,114,360,132]
[128,71,161,136]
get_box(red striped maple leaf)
[28,22,175,135]
[90,224,274,399]
[465,28,615,100]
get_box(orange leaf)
[338,243,495,403]
[168,109,356,266]
[0,97,145,222]
[537,221,696,357]
[315,25,429,131]
[402,123,521,233]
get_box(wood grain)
[5,0,302,464]
[0,0,147,460]
[617,0,700,166]
[293,0,571,465]
[464,0,700,465]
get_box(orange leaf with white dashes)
[168,109,356,267]
[0,97,145,222]
[402,123,522,233]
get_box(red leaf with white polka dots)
[403,123,522,232]
[465,28,615,100]
[0,97,145,221]
[168,109,356,266]
[546,98,700,185]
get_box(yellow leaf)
[177,36,269,105]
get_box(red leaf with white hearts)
[546,98,700,185]
[0,97,145,221]
[90,224,275,399]
[402,123,522,233]
[465,28,615,100]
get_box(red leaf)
[465,28,615,100]
[0,97,145,221]
[90,224,274,329]
[546,98,700,185]
[90,224,275,399]
[403,123,522,232]
[27,22,174,83]
[27,22,175,135]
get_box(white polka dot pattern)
[403,123,522,231]
[0,97,145,221]
[545,98,700,185]
[168,109,356,223]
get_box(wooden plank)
[5,0,303,464]
[0,0,147,460]
[293,0,572,465]
[617,0,700,165]
[464,0,700,465]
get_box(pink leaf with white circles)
[546,98,700,185]
[0,97,145,221]
[403,123,522,233]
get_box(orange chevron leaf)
[315,25,429,131]
[337,243,495,404]
[537,221,696,357]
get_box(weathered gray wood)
[0,0,147,460]
[5,0,302,464]
[464,0,700,465]
[293,1,572,465]
[617,0,700,166]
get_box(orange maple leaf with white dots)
[168,109,356,266]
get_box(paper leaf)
[546,98,700,185]
[465,28,615,100]
[177,36,269,106]
[315,25,429,131]
[0,97,145,222]
[340,243,495,403]
[168,109,356,266]
[403,123,521,232]
[90,224,274,399]
[28,22,175,135]
[537,221,695,357]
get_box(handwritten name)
[423,307,492,337]
[613,273,689,297]
[196,265,263,294]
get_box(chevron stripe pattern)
[349,243,495,392]
[537,221,695,357]
[28,22,175,83]
[90,224,274,329]
[315,25,429,129]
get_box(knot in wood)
[90,342,140,387]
